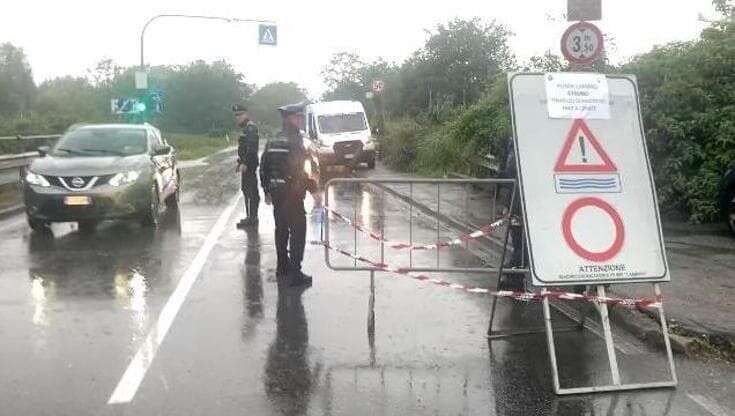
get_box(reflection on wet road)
[0,157,733,415]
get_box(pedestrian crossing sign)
[259,24,277,46]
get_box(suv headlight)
[25,171,50,187]
[108,170,141,187]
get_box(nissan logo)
[71,177,85,188]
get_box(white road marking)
[107,194,241,404]
[687,393,733,416]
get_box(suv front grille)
[43,175,113,190]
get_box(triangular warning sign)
[554,119,617,172]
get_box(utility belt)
[268,177,306,200]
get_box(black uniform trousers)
[272,188,306,275]
[241,169,260,219]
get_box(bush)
[416,77,511,176]
[626,21,735,222]
[380,118,424,172]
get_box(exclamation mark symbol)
[579,136,587,163]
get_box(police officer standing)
[233,105,260,228]
[260,103,322,287]
[500,139,525,291]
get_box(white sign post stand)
[493,72,678,395]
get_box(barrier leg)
[368,271,375,337]
[597,285,622,386]
[548,284,676,395]
[368,271,376,366]
[655,283,678,385]
[542,289,562,394]
[486,276,502,337]
[487,187,515,338]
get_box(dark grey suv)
[23,123,180,232]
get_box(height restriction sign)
[508,73,669,286]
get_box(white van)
[304,100,376,170]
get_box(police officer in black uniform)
[233,105,260,228]
[260,103,322,286]
[500,139,526,291]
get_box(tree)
[157,60,253,134]
[712,0,734,16]
[0,43,36,115]
[625,18,735,222]
[248,82,308,131]
[87,58,124,87]
[321,52,364,92]
[524,52,566,72]
[413,18,515,108]
[35,76,110,132]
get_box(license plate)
[344,153,355,160]
[64,196,91,206]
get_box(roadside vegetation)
[0,49,304,159]
[0,1,732,220]
[165,133,232,161]
[319,2,735,223]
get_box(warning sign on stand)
[509,73,669,286]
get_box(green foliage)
[0,43,35,115]
[625,20,735,222]
[413,18,514,108]
[165,132,232,161]
[380,118,424,172]
[0,53,254,141]
[415,77,511,176]
[247,82,308,131]
[157,60,252,135]
[321,18,514,117]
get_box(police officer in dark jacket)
[260,103,322,286]
[500,139,525,291]
[233,105,260,228]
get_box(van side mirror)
[37,146,50,157]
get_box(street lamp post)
[139,14,276,69]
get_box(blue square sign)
[259,24,277,46]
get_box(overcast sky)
[0,0,719,97]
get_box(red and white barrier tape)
[324,206,506,251]
[312,240,662,309]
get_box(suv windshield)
[317,113,367,134]
[51,128,147,157]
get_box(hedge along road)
[0,151,732,415]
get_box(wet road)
[0,153,733,415]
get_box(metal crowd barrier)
[323,177,523,275]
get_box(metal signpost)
[508,72,677,394]
[567,0,602,21]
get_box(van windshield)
[317,113,367,134]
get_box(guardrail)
[0,152,37,186]
[0,134,61,186]
[0,134,62,142]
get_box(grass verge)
[166,133,234,161]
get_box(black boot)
[289,269,312,287]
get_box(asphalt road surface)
[1,152,733,415]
